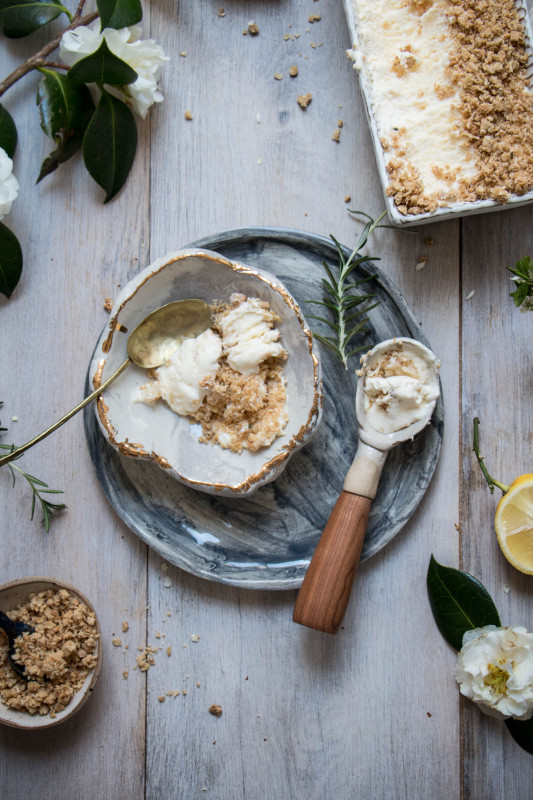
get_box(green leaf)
[0,221,22,298]
[510,281,529,307]
[0,104,17,157]
[68,38,137,86]
[505,718,533,755]
[82,89,137,202]
[427,555,501,651]
[0,0,68,38]
[36,69,95,181]
[97,0,142,30]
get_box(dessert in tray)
[345,0,533,224]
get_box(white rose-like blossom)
[454,625,533,721]
[0,147,19,221]
[59,23,169,119]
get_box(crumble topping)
[0,589,99,717]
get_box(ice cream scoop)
[293,337,440,634]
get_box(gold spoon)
[0,299,212,468]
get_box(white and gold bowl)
[90,249,323,497]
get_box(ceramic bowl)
[0,577,102,729]
[90,248,323,496]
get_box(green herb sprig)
[507,255,533,312]
[306,211,387,369]
[0,404,66,532]
[473,417,509,495]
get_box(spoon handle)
[0,357,131,468]
[293,491,372,634]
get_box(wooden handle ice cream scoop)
[0,299,212,468]
[293,338,440,634]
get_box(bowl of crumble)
[90,249,323,497]
[0,577,102,729]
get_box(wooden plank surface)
[0,0,531,798]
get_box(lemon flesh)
[494,475,533,575]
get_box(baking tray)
[343,0,533,226]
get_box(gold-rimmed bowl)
[90,248,323,497]
[0,577,102,730]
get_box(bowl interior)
[0,578,102,729]
[92,250,321,494]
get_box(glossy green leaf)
[97,0,142,31]
[505,717,533,756]
[427,555,501,651]
[36,69,95,182]
[0,0,68,38]
[68,38,137,86]
[0,222,22,298]
[0,104,17,157]
[82,89,137,203]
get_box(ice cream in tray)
[344,0,533,225]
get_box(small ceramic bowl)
[0,577,102,730]
[90,248,323,496]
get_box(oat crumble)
[0,589,99,717]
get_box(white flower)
[0,147,19,221]
[454,625,533,721]
[59,23,169,119]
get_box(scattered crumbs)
[179,51,187,57]
[182,643,187,649]
[332,128,341,142]
[202,789,207,793]
[163,577,172,588]
[427,712,432,718]
[112,637,122,647]
[503,584,510,594]
[182,690,187,696]
[217,8,225,16]
[167,646,172,657]
[184,110,193,120]
[122,621,129,633]
[257,714,261,718]
[289,65,298,77]
[209,704,223,717]
[166,611,172,617]
[417,255,428,264]
[190,634,200,643]
[283,33,291,41]
[248,21,259,35]
[245,676,249,681]
[196,682,201,688]
[264,738,267,742]
[158,695,165,703]
[155,631,161,640]
[424,236,434,247]
[256,113,261,123]
[10,416,18,422]
[136,646,157,672]
[123,670,129,679]
[104,297,113,312]
[161,563,168,572]
[454,523,461,532]
[257,157,263,165]
[274,73,283,81]
[465,290,475,301]
[308,14,321,23]
[338,120,344,128]
[167,689,180,697]
[344,195,351,203]
[310,42,317,49]
[297,93,312,109]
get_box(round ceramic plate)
[84,227,444,590]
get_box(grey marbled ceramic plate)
[84,227,444,590]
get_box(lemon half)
[494,474,533,575]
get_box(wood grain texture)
[1,0,531,797]
[293,491,371,633]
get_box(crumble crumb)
[122,621,129,633]
[209,704,223,717]
[308,14,321,22]
[248,21,259,35]
[190,634,200,643]
[332,128,341,142]
[184,110,193,120]
[112,637,122,647]
[289,65,298,77]
[274,73,283,80]
[297,93,313,109]
[104,297,113,312]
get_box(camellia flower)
[0,147,19,221]
[59,23,169,119]
[454,625,533,721]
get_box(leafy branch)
[306,210,386,369]
[0,403,66,531]
[473,417,509,495]
[507,255,533,312]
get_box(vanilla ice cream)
[214,296,285,375]
[359,339,440,434]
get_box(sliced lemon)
[494,474,533,575]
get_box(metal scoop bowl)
[293,337,440,634]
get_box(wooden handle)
[293,491,372,634]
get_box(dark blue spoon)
[0,610,34,680]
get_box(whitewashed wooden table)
[0,2,532,797]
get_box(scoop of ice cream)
[138,328,222,415]
[215,296,286,375]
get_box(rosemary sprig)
[306,210,386,369]
[0,403,66,532]
[472,417,509,496]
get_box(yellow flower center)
[484,663,510,695]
